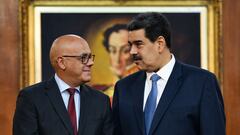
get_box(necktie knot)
[150,74,160,82]
[67,88,76,95]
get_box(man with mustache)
[112,13,225,135]
[13,34,114,135]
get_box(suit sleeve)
[102,95,114,135]
[13,90,39,135]
[112,82,122,135]
[200,74,226,135]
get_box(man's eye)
[134,41,144,47]
[80,54,89,59]
[136,43,143,48]
[82,56,87,59]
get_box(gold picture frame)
[19,0,222,90]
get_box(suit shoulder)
[117,70,145,84]
[16,81,49,105]
[82,85,110,100]
[20,81,47,94]
[180,62,216,79]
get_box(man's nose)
[86,58,94,66]
[130,45,137,54]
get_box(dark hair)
[103,24,128,52]
[127,12,172,48]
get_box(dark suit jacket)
[13,77,114,135]
[113,61,225,135]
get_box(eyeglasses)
[62,54,95,64]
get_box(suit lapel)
[78,85,90,135]
[149,61,183,135]
[131,71,146,135]
[44,78,73,135]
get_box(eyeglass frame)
[62,54,95,64]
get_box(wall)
[0,0,19,134]
[223,0,240,134]
[0,0,239,135]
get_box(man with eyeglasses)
[13,34,114,135]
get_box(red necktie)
[67,88,78,135]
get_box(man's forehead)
[60,41,90,54]
[128,29,145,35]
[128,33,144,42]
[129,29,145,38]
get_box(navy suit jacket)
[13,77,114,135]
[113,61,225,135]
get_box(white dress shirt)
[54,74,80,129]
[143,54,176,110]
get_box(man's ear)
[156,36,166,53]
[56,57,66,70]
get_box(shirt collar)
[54,74,80,93]
[146,54,176,81]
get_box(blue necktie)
[144,74,161,135]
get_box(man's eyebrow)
[129,40,142,44]
[132,40,143,44]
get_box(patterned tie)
[67,88,78,135]
[144,74,161,135]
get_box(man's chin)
[81,75,91,82]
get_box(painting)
[20,0,222,94]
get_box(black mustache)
[132,54,142,61]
